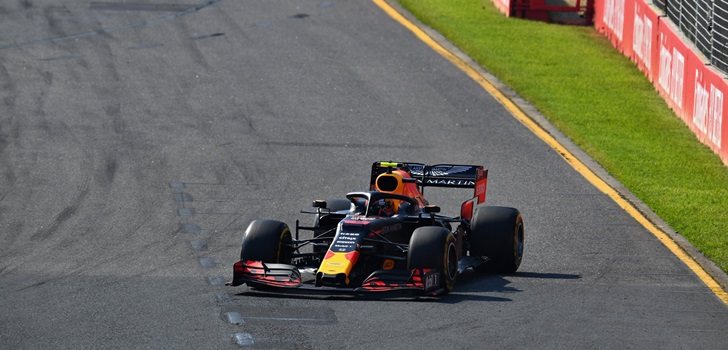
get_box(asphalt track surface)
[0,0,726,349]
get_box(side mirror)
[423,205,440,214]
[312,200,327,209]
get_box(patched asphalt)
[0,0,726,349]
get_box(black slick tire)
[407,226,458,294]
[469,206,524,273]
[240,220,292,263]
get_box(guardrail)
[653,0,728,75]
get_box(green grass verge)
[396,0,728,272]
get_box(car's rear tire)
[407,226,457,294]
[240,220,292,263]
[469,206,524,273]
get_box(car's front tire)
[240,219,292,263]
[408,226,457,294]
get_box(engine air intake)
[376,175,400,192]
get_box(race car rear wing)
[370,161,488,204]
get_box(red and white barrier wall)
[596,0,727,165]
[489,0,727,165]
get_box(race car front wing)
[230,260,444,295]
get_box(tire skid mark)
[101,155,117,187]
[173,19,210,70]
[13,257,93,292]
[190,32,224,41]
[30,182,89,241]
[0,0,223,50]
[0,59,17,155]
[89,2,197,12]
[0,264,17,276]
[70,235,183,289]
[210,4,252,42]
[128,42,163,50]
[38,54,80,62]
[0,58,26,247]
[80,12,138,201]
[0,56,17,112]
[0,57,19,188]
[30,82,93,241]
[89,29,121,83]
[43,5,72,37]
[104,103,124,135]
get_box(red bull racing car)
[230,161,524,296]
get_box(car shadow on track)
[231,270,581,303]
[456,269,582,292]
[443,269,581,303]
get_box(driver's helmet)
[371,199,395,217]
[398,201,414,215]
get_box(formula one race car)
[230,161,524,296]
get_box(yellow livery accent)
[319,251,359,285]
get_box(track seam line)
[372,0,728,305]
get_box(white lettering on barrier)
[693,71,724,148]
[644,18,652,71]
[694,70,709,134]
[604,0,625,40]
[632,11,652,72]
[659,36,672,93]
[709,86,723,147]
[633,13,643,58]
[658,36,685,109]
[670,48,685,109]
